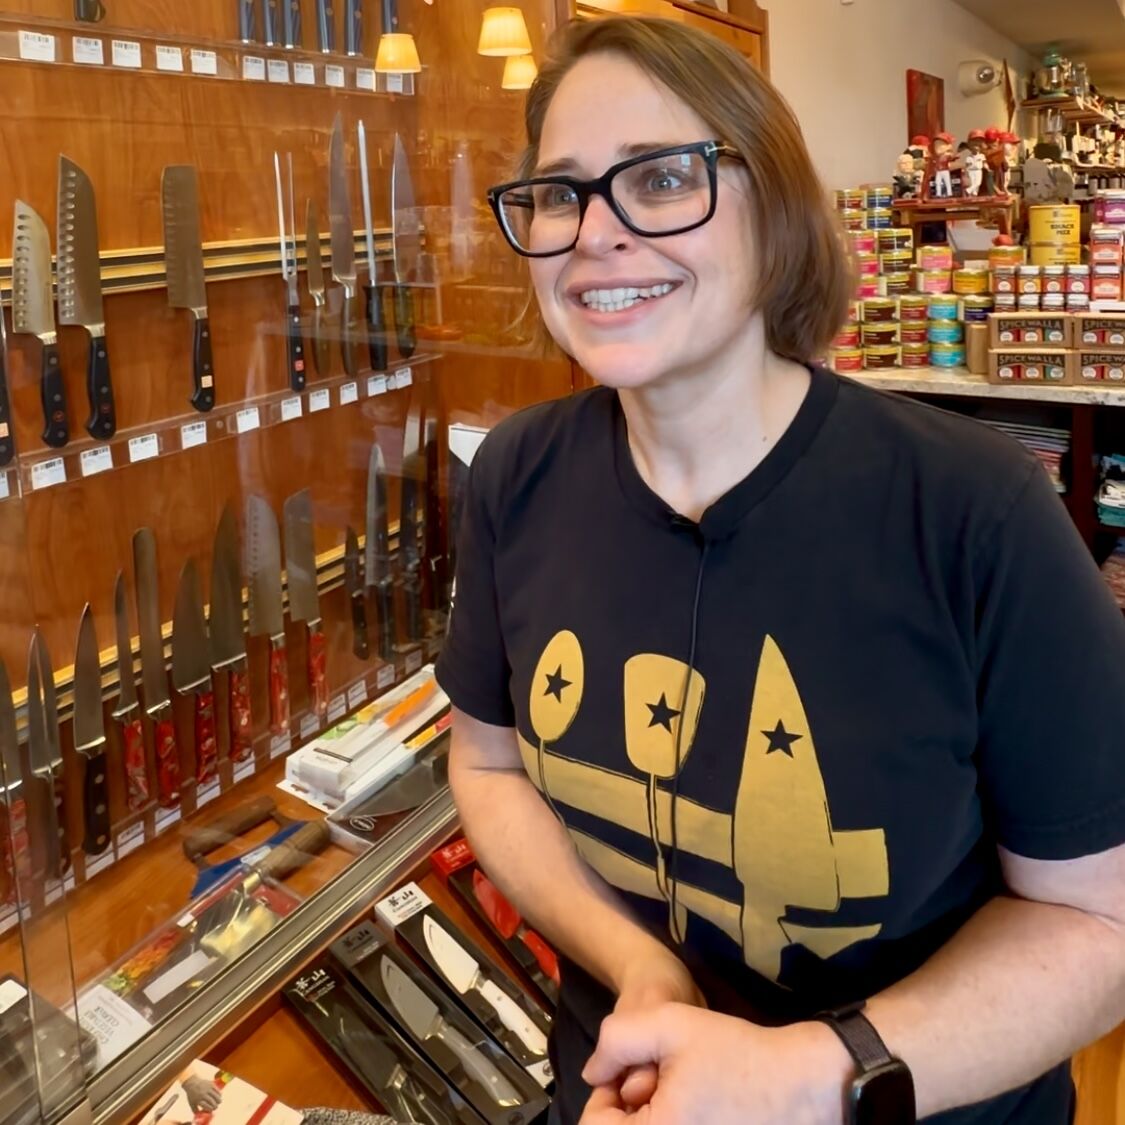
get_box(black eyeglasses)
[486,140,744,258]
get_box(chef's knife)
[281,0,301,47]
[283,489,327,718]
[390,134,418,359]
[305,201,331,377]
[238,0,256,42]
[12,201,69,447]
[400,399,425,645]
[210,503,253,762]
[0,660,29,905]
[113,569,150,810]
[344,526,370,661]
[274,152,306,393]
[246,495,290,736]
[58,155,115,439]
[316,0,335,51]
[345,0,361,55]
[261,0,279,45]
[134,527,182,808]
[172,560,218,785]
[380,955,521,1107]
[28,634,70,879]
[73,606,112,856]
[358,122,388,373]
[351,741,447,818]
[0,299,15,466]
[162,165,215,413]
[422,916,547,1056]
[365,442,395,658]
[328,113,361,377]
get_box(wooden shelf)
[849,366,1125,407]
[1021,95,1120,127]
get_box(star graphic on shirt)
[646,692,681,732]
[543,665,572,702]
[762,720,802,757]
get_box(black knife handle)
[345,0,361,55]
[364,282,388,372]
[52,769,71,879]
[85,331,116,439]
[282,0,301,46]
[403,571,422,643]
[40,340,69,448]
[285,301,307,392]
[393,284,415,360]
[317,0,335,51]
[375,584,394,658]
[341,288,360,377]
[350,592,370,660]
[261,0,279,44]
[238,0,256,41]
[191,314,216,413]
[0,341,15,467]
[311,299,330,376]
[82,749,111,857]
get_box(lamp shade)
[502,53,538,90]
[375,32,422,73]
[478,7,532,56]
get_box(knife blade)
[344,526,369,661]
[422,416,450,617]
[281,0,301,47]
[380,955,522,1107]
[344,0,361,55]
[274,153,306,393]
[261,0,279,45]
[246,495,290,736]
[390,134,418,359]
[238,0,256,42]
[0,300,15,466]
[283,489,327,719]
[172,560,218,785]
[400,398,425,645]
[352,741,447,818]
[358,121,388,373]
[421,916,548,1056]
[0,660,31,906]
[162,165,215,413]
[28,634,70,880]
[58,155,115,439]
[305,200,331,377]
[73,606,111,856]
[365,442,395,658]
[210,503,253,762]
[328,113,361,377]
[133,528,182,808]
[316,0,335,51]
[12,200,69,448]
[113,570,150,810]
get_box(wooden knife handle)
[51,769,71,878]
[393,283,415,360]
[364,282,388,372]
[0,338,16,466]
[350,592,370,661]
[195,688,219,785]
[340,289,360,377]
[285,301,306,392]
[40,339,69,448]
[228,664,254,762]
[311,299,331,376]
[190,314,216,413]
[183,793,275,861]
[154,710,182,808]
[254,819,329,882]
[308,621,328,718]
[81,750,112,857]
[238,0,256,41]
[84,330,116,439]
[268,634,290,735]
[120,713,150,811]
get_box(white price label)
[356,67,375,91]
[267,58,290,83]
[155,805,182,833]
[77,985,153,1069]
[196,777,221,807]
[325,64,344,88]
[181,420,208,449]
[235,406,261,433]
[128,432,159,462]
[116,822,145,857]
[367,374,388,397]
[405,649,422,674]
[242,55,266,80]
[31,458,66,491]
[0,978,27,1014]
[112,39,142,68]
[190,48,218,75]
[375,880,432,928]
[73,36,104,65]
[376,664,395,690]
[395,366,413,389]
[234,756,256,782]
[386,72,404,94]
[347,681,368,708]
[309,388,330,413]
[84,849,115,879]
[327,695,348,724]
[294,61,315,85]
[270,732,292,759]
[280,395,303,422]
[339,381,358,405]
[19,30,56,62]
[156,45,184,71]
[80,446,113,477]
[0,473,9,501]
[300,713,321,740]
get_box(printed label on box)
[181,420,208,449]
[325,64,344,88]
[19,30,56,62]
[31,458,66,491]
[294,62,315,85]
[281,396,303,422]
[78,984,153,1069]
[128,432,159,463]
[236,406,261,433]
[367,374,388,397]
[73,36,104,65]
[309,388,330,413]
[112,40,142,68]
[375,881,432,928]
[81,446,113,477]
[156,45,184,71]
[190,49,218,75]
[242,55,266,81]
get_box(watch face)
[850,1062,916,1125]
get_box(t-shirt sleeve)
[974,463,1125,859]
[434,439,516,728]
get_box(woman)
[435,16,1125,1125]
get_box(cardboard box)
[988,312,1071,348]
[966,323,990,375]
[1074,350,1125,383]
[1074,314,1125,349]
[988,349,1072,385]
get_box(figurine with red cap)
[998,131,1020,195]
[964,128,988,196]
[985,126,1006,196]
[928,131,958,199]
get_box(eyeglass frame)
[486,139,745,259]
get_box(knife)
[281,0,301,47]
[0,299,15,466]
[390,134,418,359]
[12,200,69,447]
[349,740,447,819]
[472,869,561,987]
[238,0,256,42]
[58,156,115,440]
[134,528,182,808]
[210,503,253,762]
[73,606,112,857]
[246,495,290,736]
[328,113,362,377]
[162,165,215,413]
[421,916,548,1057]
[172,560,219,785]
[344,526,370,661]
[283,489,327,718]
[273,153,306,393]
[357,121,388,373]
[261,0,279,45]
[422,416,450,616]
[305,201,331,378]
[113,570,150,810]
[0,660,30,905]
[345,0,361,55]
[380,955,521,1107]
[316,0,335,51]
[399,399,425,645]
[365,443,395,658]
[28,634,70,880]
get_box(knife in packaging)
[305,201,331,377]
[344,525,370,661]
[0,660,30,905]
[113,570,150,810]
[365,442,395,658]
[73,606,112,856]
[358,121,388,373]
[210,503,253,762]
[273,152,306,393]
[247,495,290,736]
[316,0,335,52]
[390,134,419,359]
[283,489,328,718]
[328,113,362,377]
[172,560,219,785]
[0,298,15,466]
[27,634,70,880]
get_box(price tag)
[0,474,9,502]
[347,681,368,709]
[31,458,66,491]
[367,374,388,397]
[19,30,56,62]
[376,664,395,690]
[293,61,315,85]
[339,381,358,405]
[267,58,290,83]
[234,756,256,782]
[386,72,405,94]
[111,39,142,68]
[154,805,182,834]
[356,67,375,91]
[395,366,413,389]
[375,880,432,928]
[242,55,266,81]
[325,64,344,88]
[309,388,330,413]
[235,406,261,433]
[72,36,104,65]
[128,432,159,463]
[299,713,321,740]
[80,446,113,478]
[181,420,208,449]
[190,48,218,75]
[77,985,153,1070]
[196,777,221,807]
[327,695,348,724]
[156,45,184,71]
[405,649,422,674]
[84,849,115,879]
[116,822,145,857]
[280,395,303,422]
[270,732,292,759]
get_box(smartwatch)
[815,1002,916,1125]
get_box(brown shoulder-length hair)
[517,16,853,364]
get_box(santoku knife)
[352,740,447,818]
[328,113,362,377]
[210,503,253,762]
[0,297,14,465]
[316,0,335,52]
[12,200,69,447]
[172,560,219,785]
[58,155,115,439]
[73,605,112,856]
[162,165,215,413]
[344,525,369,661]
[365,442,395,658]
[357,121,388,373]
[113,569,150,810]
[247,495,290,735]
[0,660,30,905]
[305,201,331,377]
[274,152,306,393]
[345,0,362,55]
[390,134,419,359]
[28,634,70,880]
[283,489,328,718]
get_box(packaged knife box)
[284,958,486,1125]
[375,883,553,1087]
[431,840,559,1009]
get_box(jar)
[865,184,894,208]
[862,322,900,346]
[994,292,1017,310]
[840,208,868,231]
[953,269,989,295]
[863,298,897,322]
[1067,264,1091,295]
[848,230,878,255]
[878,228,914,252]
[900,323,929,344]
[915,269,953,294]
[883,272,912,295]
[1018,294,1042,311]
[991,267,1017,294]
[866,207,894,229]
[917,245,954,271]
[836,189,867,210]
[831,346,864,372]
[855,251,880,278]
[863,345,901,369]
[901,343,930,367]
[928,295,959,321]
[931,342,967,367]
[856,279,882,299]
[1042,293,1066,312]
[832,324,861,348]
[880,249,913,273]
[899,295,929,321]
[845,300,861,323]
[1093,266,1123,300]
[1042,265,1067,294]
[1018,265,1043,293]
[959,295,994,322]
[989,244,1025,269]
[928,320,964,344]
[1067,294,1091,312]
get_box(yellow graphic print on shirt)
[523,630,889,983]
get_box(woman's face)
[529,53,757,391]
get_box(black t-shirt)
[435,366,1125,1124]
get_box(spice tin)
[855,251,880,278]
[991,267,1017,294]
[928,320,964,344]
[901,343,930,367]
[866,208,894,229]
[863,345,901,369]
[988,245,1025,269]
[1041,293,1066,312]
[1079,353,1125,381]
[883,272,911,295]
[900,323,929,344]
[865,184,894,208]
[847,231,878,255]
[1067,294,1091,312]
[928,295,959,321]
[1092,266,1124,300]
[1067,265,1091,295]
[952,269,989,295]
[1018,294,1042,311]
[880,249,913,273]
[915,269,953,294]
[831,347,864,372]
[1018,265,1043,294]
[862,298,897,322]
[898,295,928,321]
[840,208,868,231]
[845,300,861,323]
[931,342,966,367]
[856,279,882,299]
[917,245,954,271]
[862,322,900,346]
[993,293,1017,310]
[878,228,914,252]
[832,325,861,349]
[959,295,994,322]
[836,189,867,210]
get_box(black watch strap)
[816,1003,894,1072]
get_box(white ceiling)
[953,0,1125,96]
